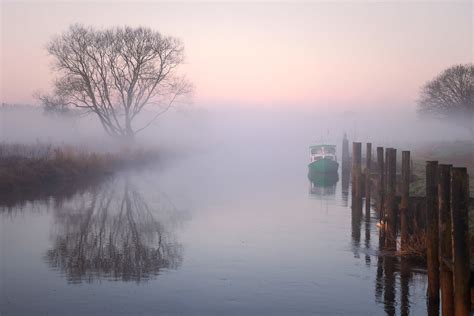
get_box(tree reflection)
[45,179,183,283]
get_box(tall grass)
[0,142,161,193]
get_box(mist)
[1,2,473,315]
[1,103,471,157]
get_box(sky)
[0,1,472,111]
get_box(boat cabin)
[309,144,337,162]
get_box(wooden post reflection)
[383,256,396,316]
[400,258,411,316]
[352,199,362,255]
[364,207,371,265]
[342,170,350,207]
[375,241,384,303]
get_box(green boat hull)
[308,172,339,187]
[308,158,339,175]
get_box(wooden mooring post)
[385,148,390,194]
[426,161,440,312]
[438,164,454,316]
[352,142,362,200]
[377,146,384,219]
[451,167,470,316]
[351,142,363,250]
[385,148,397,249]
[365,143,372,214]
[400,151,410,250]
[342,133,350,174]
[348,140,471,315]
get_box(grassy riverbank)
[409,140,474,232]
[0,142,162,197]
[408,140,474,196]
[366,140,473,259]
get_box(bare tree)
[40,24,192,140]
[417,64,473,131]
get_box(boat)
[308,144,339,179]
[309,171,339,195]
[310,172,339,187]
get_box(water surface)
[1,148,428,315]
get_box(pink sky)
[1,1,472,110]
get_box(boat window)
[311,146,336,155]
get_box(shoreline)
[0,143,163,207]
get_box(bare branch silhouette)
[39,24,192,140]
[417,64,473,131]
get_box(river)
[0,145,429,315]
